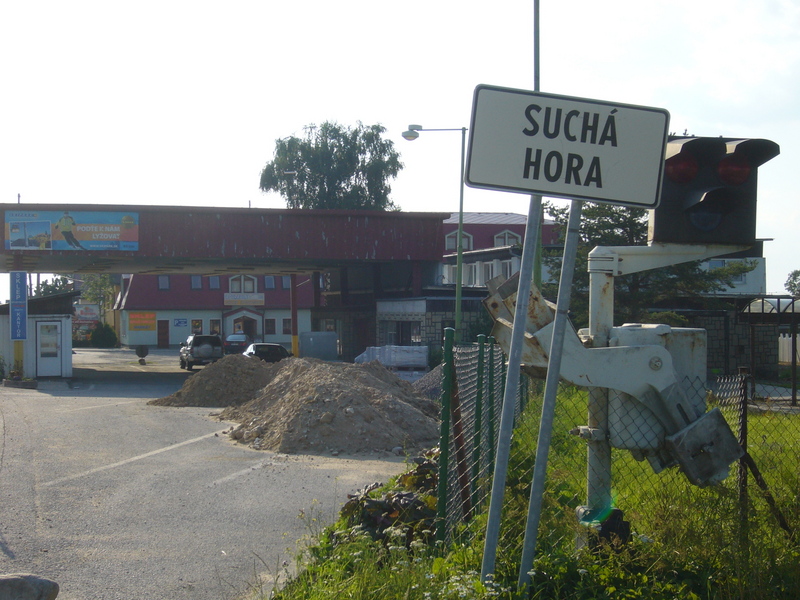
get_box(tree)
[786,270,800,297]
[79,274,117,319]
[90,322,118,348]
[32,275,74,297]
[542,202,756,328]
[259,122,403,210]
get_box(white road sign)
[466,85,670,208]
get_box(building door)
[157,320,170,348]
[37,321,62,377]
[233,316,257,339]
[354,317,373,358]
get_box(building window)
[209,276,220,290]
[191,319,203,334]
[264,276,276,290]
[501,260,514,280]
[281,275,291,290]
[264,318,276,335]
[282,318,292,334]
[464,263,478,286]
[378,320,422,346]
[229,275,257,293]
[158,275,170,290]
[494,230,521,247]
[445,231,473,252]
[483,263,494,283]
[443,264,457,285]
[191,275,202,290]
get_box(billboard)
[73,304,102,343]
[4,210,139,251]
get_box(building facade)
[115,273,316,349]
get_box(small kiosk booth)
[0,290,79,380]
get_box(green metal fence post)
[472,334,486,512]
[436,327,455,545]
[488,336,496,468]
[737,366,750,564]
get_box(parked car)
[243,343,291,363]
[223,333,252,354]
[179,334,223,370]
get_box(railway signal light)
[648,137,779,246]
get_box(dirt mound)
[413,364,443,401]
[151,355,441,455]
[148,354,281,407]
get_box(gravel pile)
[151,355,440,455]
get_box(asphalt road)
[0,348,406,600]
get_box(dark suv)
[243,343,291,363]
[179,334,223,370]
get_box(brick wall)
[685,311,778,378]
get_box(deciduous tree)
[32,275,74,296]
[79,274,117,319]
[785,270,800,297]
[259,122,402,210]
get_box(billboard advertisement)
[4,210,139,251]
[73,304,102,343]
[129,312,156,331]
[10,270,27,340]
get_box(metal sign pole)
[518,199,583,591]
[481,1,544,581]
[480,193,542,581]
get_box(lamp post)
[402,124,467,342]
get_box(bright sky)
[1,0,798,300]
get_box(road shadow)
[68,367,191,389]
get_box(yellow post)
[290,274,300,357]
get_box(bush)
[91,323,118,348]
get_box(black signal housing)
[648,137,779,246]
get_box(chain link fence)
[436,331,799,579]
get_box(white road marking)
[42,431,221,487]
[208,460,277,486]
[57,400,141,412]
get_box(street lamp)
[402,124,467,342]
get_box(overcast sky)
[1,0,798,299]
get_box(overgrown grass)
[249,386,800,600]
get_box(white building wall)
[120,309,222,346]
[261,309,311,346]
[701,257,766,295]
[119,308,312,347]
[377,299,427,315]
[778,334,800,363]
